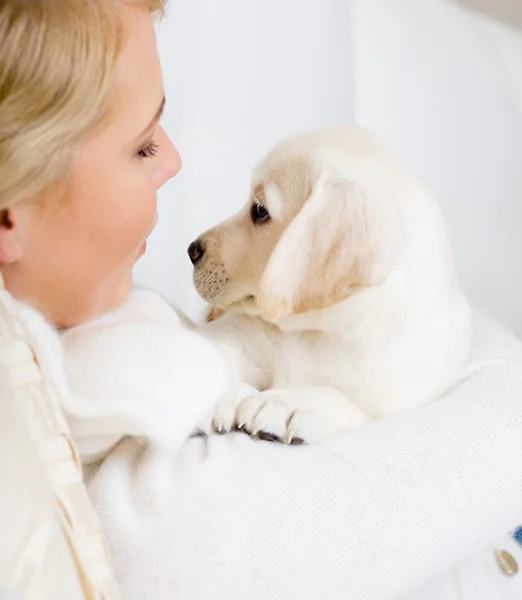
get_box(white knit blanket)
[57,291,522,600]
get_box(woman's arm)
[87,316,522,600]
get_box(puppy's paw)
[235,389,368,445]
[234,391,304,444]
[194,383,259,437]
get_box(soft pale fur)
[191,126,473,444]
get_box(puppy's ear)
[257,170,399,322]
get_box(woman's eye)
[251,202,270,224]
[138,140,159,159]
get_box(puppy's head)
[189,127,402,323]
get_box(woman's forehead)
[110,6,164,134]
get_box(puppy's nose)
[188,239,205,265]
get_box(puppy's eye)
[251,203,270,224]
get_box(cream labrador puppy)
[189,126,472,444]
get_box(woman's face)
[0,7,181,328]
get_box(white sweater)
[58,292,522,600]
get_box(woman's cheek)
[113,174,158,259]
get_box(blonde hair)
[0,0,166,210]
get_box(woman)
[1,1,522,599]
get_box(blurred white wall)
[136,0,522,337]
[454,0,522,29]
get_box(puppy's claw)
[190,428,208,439]
[256,431,283,443]
[289,436,306,446]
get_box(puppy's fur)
[191,126,472,444]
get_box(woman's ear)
[0,209,24,264]
[256,169,400,323]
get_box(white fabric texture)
[60,288,230,463]
[81,308,522,600]
[0,286,121,599]
[135,0,522,337]
[0,364,85,600]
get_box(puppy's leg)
[226,386,369,444]
[192,315,276,437]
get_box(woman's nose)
[154,126,182,189]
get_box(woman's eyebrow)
[135,95,166,140]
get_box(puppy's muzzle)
[187,239,205,266]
